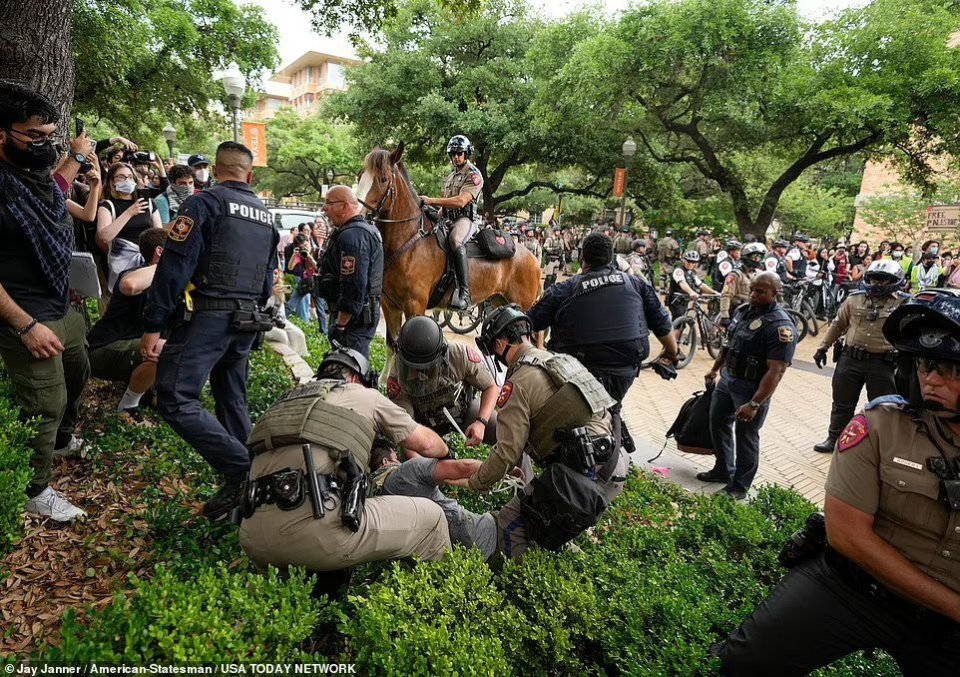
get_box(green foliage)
[289,315,331,372]
[296,0,483,37]
[44,565,321,663]
[247,346,297,421]
[0,375,34,555]
[858,179,960,246]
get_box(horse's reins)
[360,167,433,272]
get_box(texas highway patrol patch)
[340,255,356,276]
[387,376,401,399]
[497,381,514,408]
[467,346,482,363]
[837,414,868,452]
[168,215,195,242]
[470,172,483,187]
[778,326,794,343]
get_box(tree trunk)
[0,0,75,137]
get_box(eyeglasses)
[323,201,349,209]
[449,151,466,157]
[4,126,56,146]
[916,356,960,380]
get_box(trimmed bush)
[0,376,34,556]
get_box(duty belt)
[239,467,339,518]
[725,350,766,382]
[192,296,258,312]
[845,346,896,362]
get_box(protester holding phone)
[96,162,162,288]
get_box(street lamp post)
[221,61,246,143]
[162,122,176,159]
[621,136,637,228]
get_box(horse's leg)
[379,301,404,387]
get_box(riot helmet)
[317,346,377,388]
[863,260,905,298]
[477,304,532,366]
[741,242,767,270]
[396,316,448,397]
[446,135,473,159]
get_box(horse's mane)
[363,146,417,198]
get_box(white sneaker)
[24,486,87,521]
[53,434,85,459]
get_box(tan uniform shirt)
[826,402,960,593]
[524,237,542,261]
[386,343,495,418]
[468,344,610,492]
[657,236,680,263]
[720,268,755,318]
[818,292,906,353]
[441,161,484,202]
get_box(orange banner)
[613,167,626,197]
[242,121,268,167]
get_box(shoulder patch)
[778,325,794,344]
[497,381,514,408]
[466,346,482,363]
[837,414,869,452]
[470,171,483,186]
[724,272,738,285]
[387,376,401,399]
[168,215,195,242]
[865,395,908,411]
[340,255,356,276]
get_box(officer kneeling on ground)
[467,305,630,559]
[238,348,453,589]
[716,289,960,676]
[387,315,500,445]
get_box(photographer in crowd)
[97,162,163,287]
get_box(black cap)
[187,154,209,168]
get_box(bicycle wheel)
[443,306,484,334]
[802,299,820,336]
[785,308,809,343]
[704,318,722,359]
[432,309,448,329]
[672,316,697,369]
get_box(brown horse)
[356,144,541,352]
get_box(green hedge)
[0,375,34,557]
[288,315,388,375]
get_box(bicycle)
[783,280,820,337]
[670,294,724,369]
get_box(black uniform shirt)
[318,215,383,317]
[726,301,797,365]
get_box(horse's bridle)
[359,169,421,225]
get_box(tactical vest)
[409,375,475,430]
[669,269,700,297]
[246,380,377,470]
[195,185,275,299]
[724,304,791,381]
[324,217,384,297]
[551,266,645,349]
[519,353,615,460]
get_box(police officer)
[764,239,791,283]
[613,228,634,256]
[420,135,483,310]
[700,272,796,499]
[542,227,564,288]
[694,230,712,277]
[785,233,810,280]
[142,141,279,519]
[812,260,908,452]
[522,226,542,262]
[468,305,630,558]
[668,251,720,321]
[627,239,652,284]
[317,186,383,358]
[239,348,453,589]
[387,315,499,445]
[719,242,766,325]
[656,227,681,282]
[527,232,677,410]
[716,289,960,675]
[712,239,741,292]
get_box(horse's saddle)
[425,217,516,308]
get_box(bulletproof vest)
[550,266,644,349]
[247,380,377,470]
[520,352,615,460]
[409,372,475,429]
[442,163,478,221]
[725,305,790,379]
[791,251,807,278]
[669,269,699,296]
[327,218,384,297]
[195,185,275,299]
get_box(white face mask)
[930,246,939,256]
[892,251,904,259]
[114,179,136,195]
[195,168,209,183]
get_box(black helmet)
[317,347,377,388]
[883,289,960,361]
[793,233,810,244]
[477,304,531,359]
[446,135,473,158]
[773,239,789,249]
[631,239,646,251]
[725,239,743,252]
[396,316,447,396]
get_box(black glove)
[719,317,731,329]
[814,348,828,369]
[650,359,678,381]
[329,324,348,346]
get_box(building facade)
[247,51,361,121]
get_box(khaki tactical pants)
[0,307,89,494]
[240,444,451,572]
[449,217,474,248]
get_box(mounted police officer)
[719,242,765,326]
[317,186,383,359]
[142,141,279,519]
[716,289,960,675]
[387,315,499,445]
[764,239,791,283]
[812,260,909,452]
[700,272,796,500]
[468,305,630,558]
[668,251,720,320]
[712,239,742,292]
[527,232,677,411]
[419,135,484,310]
[239,348,453,592]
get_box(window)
[268,98,282,111]
[327,63,345,88]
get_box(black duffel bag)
[521,462,608,551]
[476,228,516,259]
[665,386,714,455]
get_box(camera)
[129,151,154,165]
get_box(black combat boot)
[813,436,838,453]
[450,246,472,310]
[203,479,243,521]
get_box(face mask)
[892,251,904,259]
[195,168,209,183]
[3,136,60,173]
[114,179,136,195]
[171,184,192,200]
[930,246,939,256]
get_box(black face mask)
[3,135,60,173]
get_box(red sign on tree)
[613,168,626,197]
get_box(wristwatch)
[73,153,86,164]
[748,400,762,410]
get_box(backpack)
[665,387,715,455]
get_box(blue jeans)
[286,287,311,322]
[708,371,770,492]
[155,311,256,482]
[314,296,329,334]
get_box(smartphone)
[148,151,155,161]
[75,117,84,137]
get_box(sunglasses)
[916,356,960,380]
[449,151,466,157]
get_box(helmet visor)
[397,361,442,397]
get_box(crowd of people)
[0,78,957,673]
